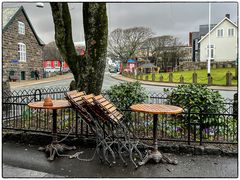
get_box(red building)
[43,59,69,73]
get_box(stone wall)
[2,9,44,81]
[175,61,236,71]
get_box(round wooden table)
[28,100,76,160]
[130,104,183,166]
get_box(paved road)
[12,72,236,100]
[2,142,237,178]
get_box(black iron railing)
[2,88,237,145]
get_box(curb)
[10,74,74,88]
[3,131,237,157]
[110,74,238,91]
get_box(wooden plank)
[94,95,104,100]
[108,106,116,113]
[101,101,110,107]
[74,96,83,102]
[83,94,94,100]
[71,92,85,98]
[104,103,113,110]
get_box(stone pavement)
[9,73,73,89]
[2,164,63,178]
[111,74,238,91]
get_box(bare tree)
[50,2,108,94]
[108,27,153,63]
[145,35,187,70]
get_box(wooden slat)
[71,92,86,98]
[104,103,113,110]
[94,95,104,100]
[83,94,94,100]
[74,96,84,102]
[66,90,77,95]
[101,101,110,107]
[108,106,116,113]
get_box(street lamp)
[207,3,211,79]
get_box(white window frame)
[206,44,215,60]
[54,61,59,68]
[217,28,224,37]
[47,61,51,67]
[227,28,235,37]
[18,21,25,35]
[18,43,26,62]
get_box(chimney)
[189,32,192,47]
[225,14,230,19]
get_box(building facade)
[198,16,238,62]
[3,6,44,81]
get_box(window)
[54,61,58,68]
[18,43,26,61]
[228,28,234,37]
[18,21,25,35]
[207,45,215,59]
[217,29,224,37]
[47,61,51,67]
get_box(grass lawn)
[141,68,237,86]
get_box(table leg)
[139,114,177,166]
[39,109,76,161]
[52,109,58,143]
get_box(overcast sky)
[3,1,238,45]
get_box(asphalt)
[9,72,238,91]
[2,141,238,178]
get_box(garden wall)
[175,61,236,71]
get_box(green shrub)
[164,84,225,128]
[106,81,148,110]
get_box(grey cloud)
[2,2,237,44]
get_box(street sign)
[11,59,19,64]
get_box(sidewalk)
[9,73,74,89]
[111,74,238,91]
[2,164,63,178]
[2,141,237,178]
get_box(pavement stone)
[2,164,63,178]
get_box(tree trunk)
[50,2,108,94]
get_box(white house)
[198,15,238,62]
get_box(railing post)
[233,93,238,120]
[192,72,197,84]
[226,71,232,86]
[152,73,155,81]
[169,73,173,83]
[180,75,184,84]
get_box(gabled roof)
[138,63,157,68]
[198,17,238,43]
[3,6,45,46]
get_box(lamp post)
[207,3,211,78]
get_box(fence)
[2,87,237,145]
[123,70,237,86]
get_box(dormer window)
[18,21,25,35]
[217,28,224,37]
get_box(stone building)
[2,6,45,81]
